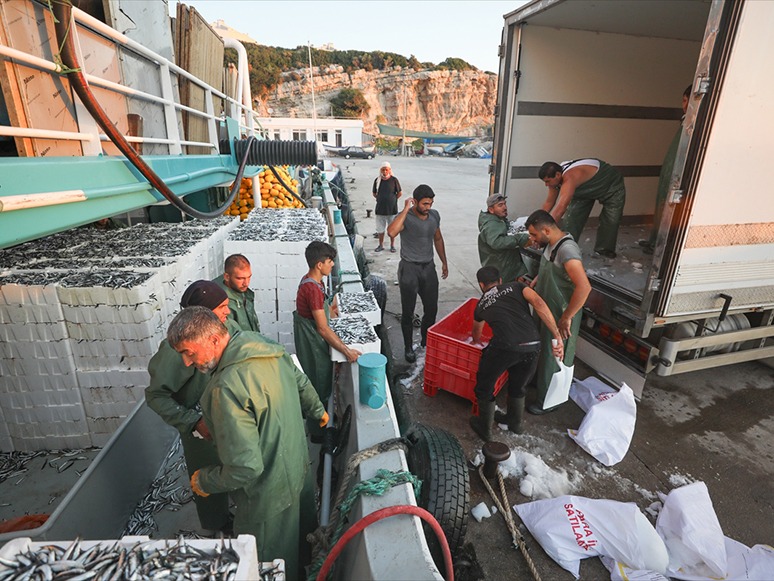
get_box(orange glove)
[319,411,329,428]
[191,470,209,497]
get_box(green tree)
[435,57,477,71]
[330,88,371,118]
[408,55,422,70]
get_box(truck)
[490,0,774,395]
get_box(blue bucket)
[358,353,387,409]
[333,208,342,224]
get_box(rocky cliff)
[254,65,497,137]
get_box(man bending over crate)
[469,266,564,442]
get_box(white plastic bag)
[600,556,669,581]
[513,495,668,579]
[569,376,619,413]
[568,383,636,466]
[655,482,727,578]
[543,339,574,409]
[669,537,774,580]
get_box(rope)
[477,465,542,581]
[308,438,410,580]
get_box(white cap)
[380,161,391,169]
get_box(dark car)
[337,146,373,159]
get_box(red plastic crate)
[423,298,507,414]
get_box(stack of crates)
[0,218,239,450]
[423,298,508,414]
[223,209,327,355]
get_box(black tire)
[405,424,469,568]
[365,274,387,315]
[367,154,373,159]
[345,154,351,159]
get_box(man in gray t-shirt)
[387,185,448,362]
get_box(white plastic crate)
[336,291,381,326]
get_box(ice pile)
[223,209,328,353]
[0,218,239,451]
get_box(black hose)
[267,165,308,208]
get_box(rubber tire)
[345,154,350,159]
[367,154,373,159]
[405,424,469,567]
[365,274,387,315]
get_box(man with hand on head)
[214,254,260,332]
[468,266,563,442]
[171,306,326,581]
[388,185,448,362]
[372,161,402,253]
[145,280,239,535]
[525,210,591,415]
[478,193,530,282]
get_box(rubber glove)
[191,470,209,497]
[319,411,329,427]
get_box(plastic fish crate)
[423,298,507,414]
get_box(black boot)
[402,323,416,363]
[494,397,525,434]
[469,400,496,442]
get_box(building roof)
[376,124,475,143]
[210,20,258,45]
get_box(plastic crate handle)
[439,362,470,380]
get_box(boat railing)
[0,4,259,156]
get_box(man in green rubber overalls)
[293,241,360,438]
[640,85,692,255]
[145,280,239,534]
[524,210,591,415]
[539,158,626,258]
[170,307,327,581]
[478,194,530,283]
[213,254,261,332]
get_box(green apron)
[561,160,626,255]
[534,243,583,407]
[649,125,682,248]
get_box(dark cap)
[486,194,506,208]
[180,280,228,311]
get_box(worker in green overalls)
[524,210,591,415]
[539,158,626,258]
[145,280,240,534]
[478,194,530,282]
[214,254,261,332]
[641,85,692,254]
[293,241,360,438]
[170,307,327,581]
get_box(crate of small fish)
[329,315,380,362]
[0,535,284,581]
[336,291,381,326]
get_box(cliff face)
[255,65,497,137]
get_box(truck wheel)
[405,424,469,567]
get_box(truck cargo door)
[657,0,774,318]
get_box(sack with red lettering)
[513,495,668,579]
[569,376,619,413]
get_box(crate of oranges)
[224,177,255,221]
[258,165,303,209]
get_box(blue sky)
[185,1,527,73]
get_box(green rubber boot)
[494,397,525,434]
[469,400,496,442]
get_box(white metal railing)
[0,5,260,155]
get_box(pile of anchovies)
[508,220,527,235]
[337,291,378,315]
[228,209,326,242]
[122,441,193,537]
[0,536,247,581]
[329,315,378,345]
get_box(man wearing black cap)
[478,194,530,283]
[145,280,239,535]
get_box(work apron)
[562,160,626,254]
[534,240,583,406]
[292,277,333,403]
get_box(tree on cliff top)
[330,88,370,118]
[434,57,476,71]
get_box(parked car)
[337,146,373,159]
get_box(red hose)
[316,505,454,581]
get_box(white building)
[255,117,365,148]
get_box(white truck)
[491,0,774,394]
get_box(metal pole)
[402,86,407,156]
[308,42,318,141]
